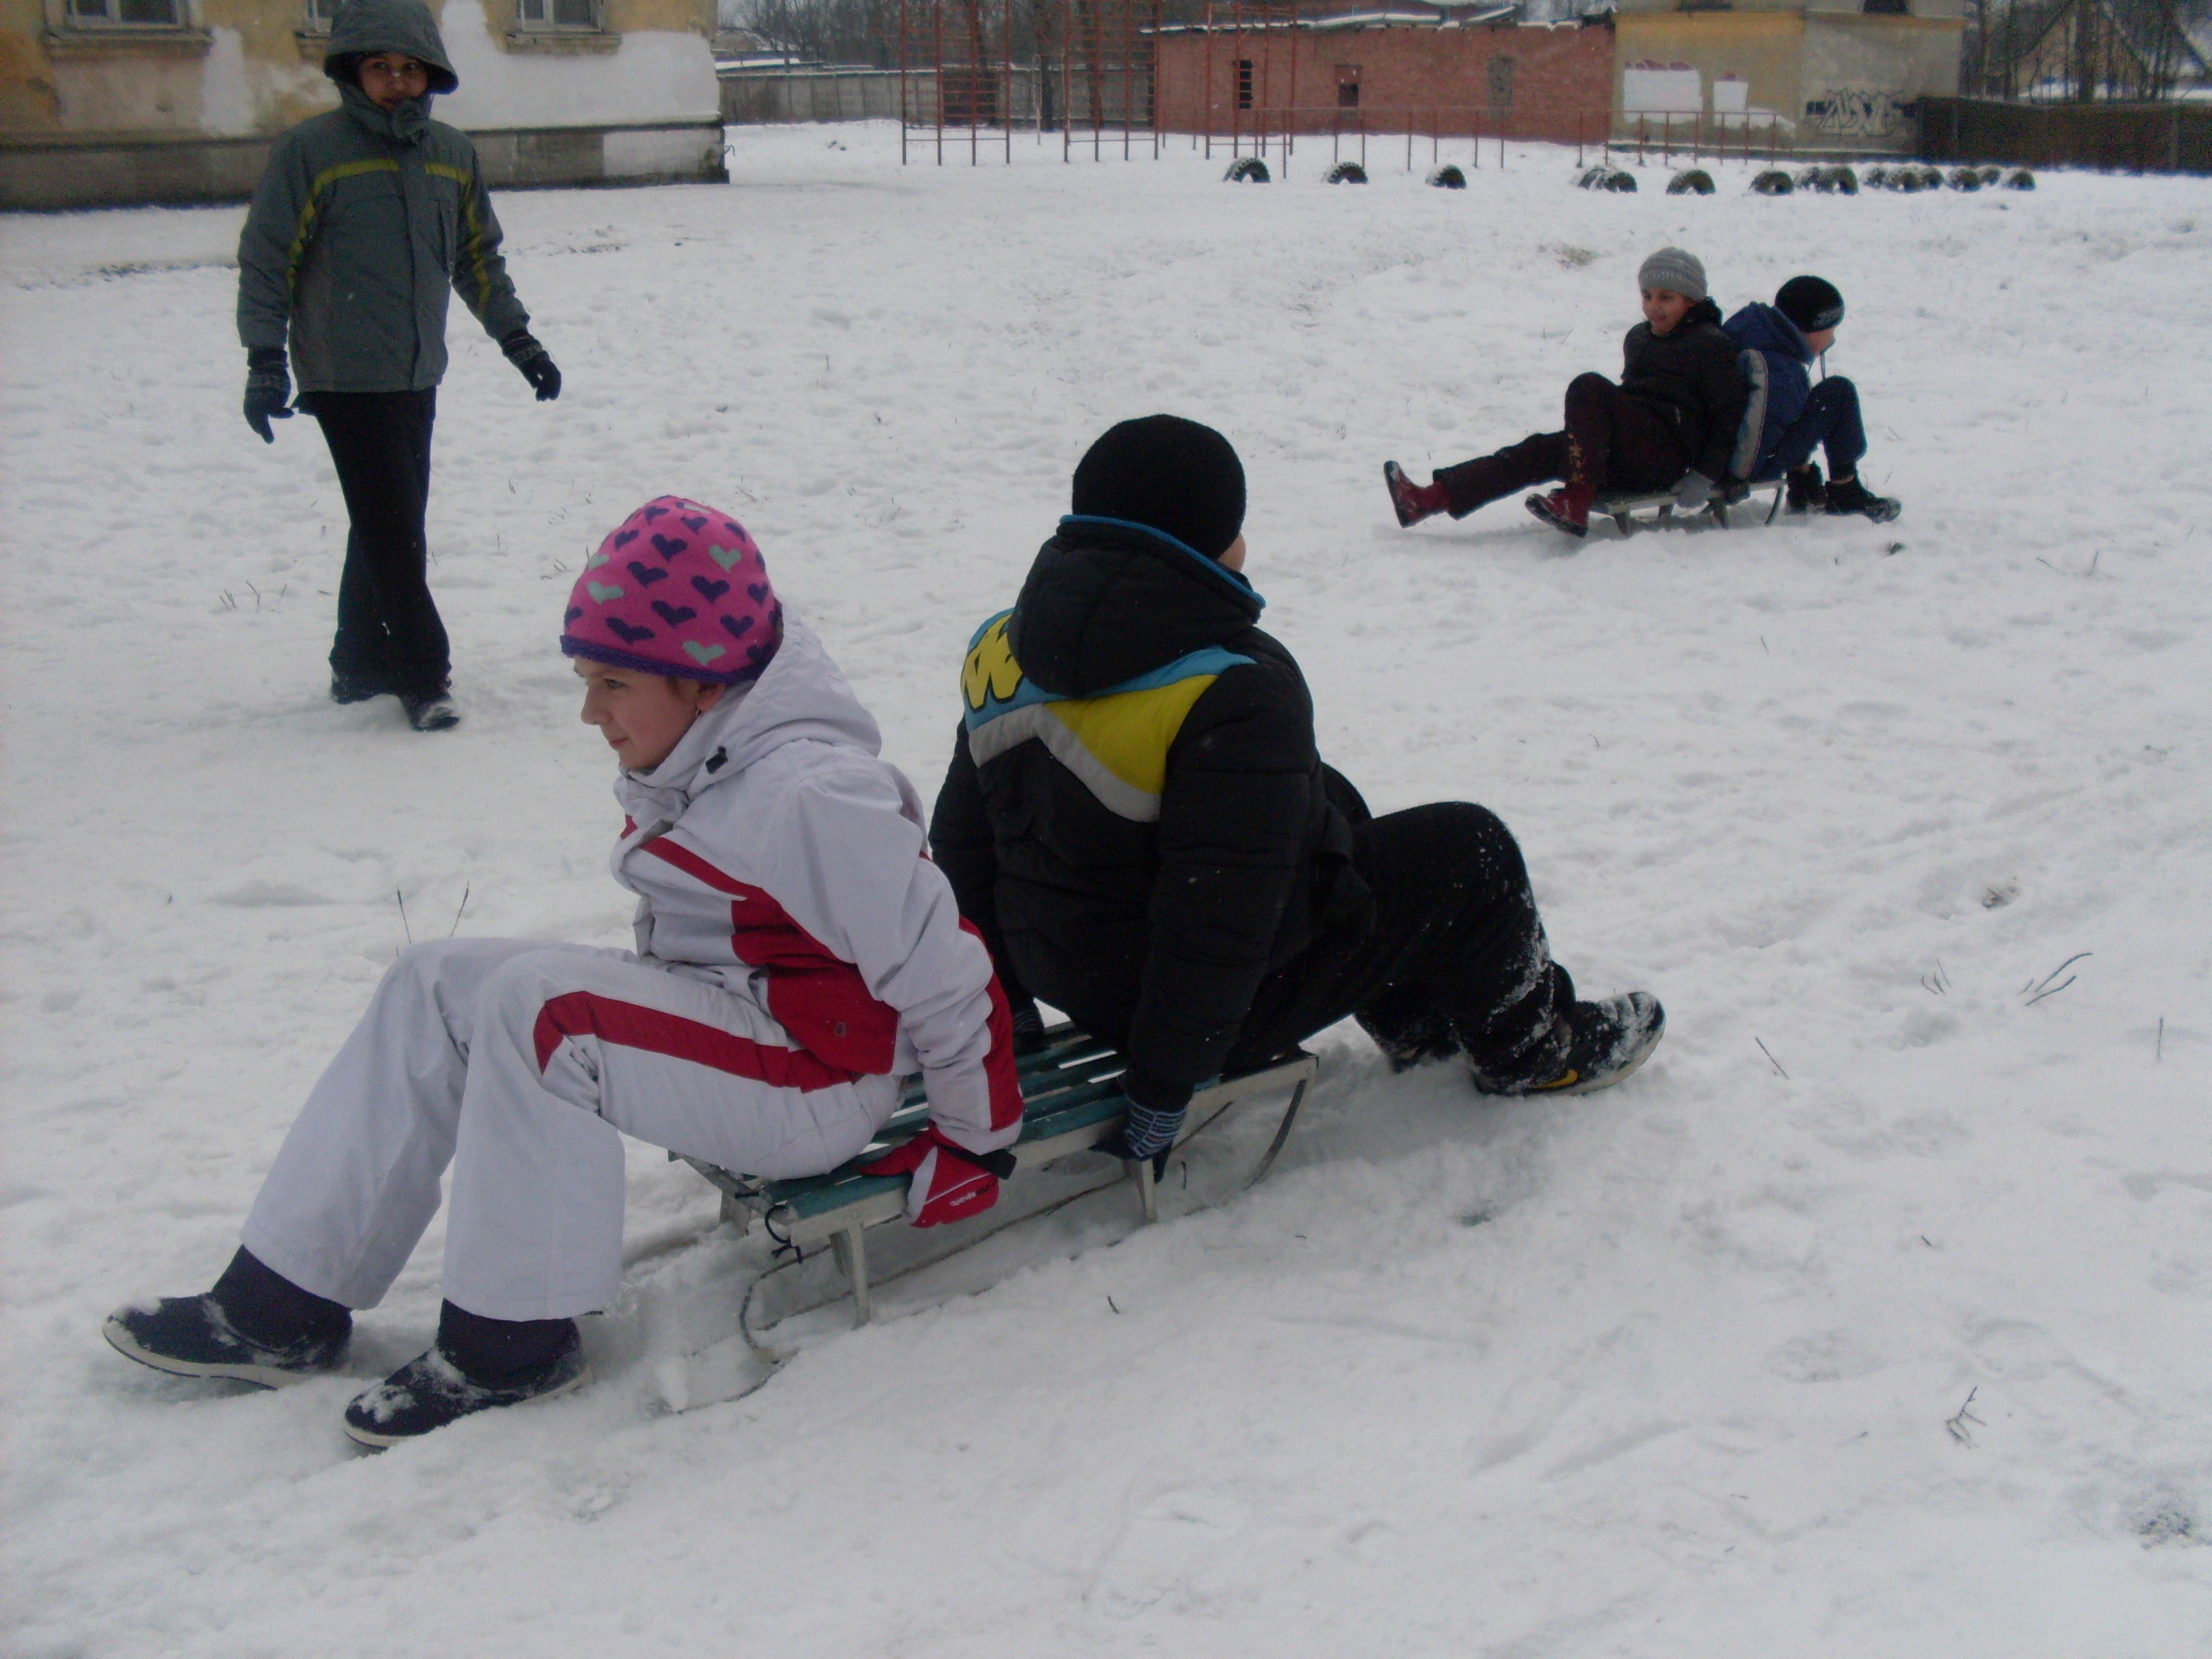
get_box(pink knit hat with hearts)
[561,497,782,684]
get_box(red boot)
[1525,479,1593,538]
[1384,460,1450,528]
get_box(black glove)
[243,348,292,443]
[501,329,561,402]
[1717,475,1750,506]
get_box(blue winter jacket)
[1722,302,1816,481]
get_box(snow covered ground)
[5,123,2211,1656]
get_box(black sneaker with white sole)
[399,690,461,732]
[342,1324,590,1448]
[104,1294,349,1389]
[1821,476,1902,523]
[1471,992,1665,1098]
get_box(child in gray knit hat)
[1385,246,1747,538]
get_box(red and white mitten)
[857,1126,1015,1227]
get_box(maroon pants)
[1435,373,1689,517]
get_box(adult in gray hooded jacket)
[237,0,561,731]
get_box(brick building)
[1153,3,1614,146]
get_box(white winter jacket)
[609,613,1021,1154]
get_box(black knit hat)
[1776,275,1845,335]
[1071,415,1246,560]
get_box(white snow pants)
[241,939,899,1322]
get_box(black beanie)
[1071,415,1246,560]
[1776,274,1845,335]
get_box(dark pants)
[1223,802,1570,1086]
[1761,375,1866,480]
[309,389,449,696]
[1435,373,1689,518]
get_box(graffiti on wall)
[1803,88,1908,137]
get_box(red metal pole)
[933,0,943,164]
[899,0,909,165]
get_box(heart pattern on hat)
[562,496,783,685]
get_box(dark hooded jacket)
[236,0,528,394]
[1616,297,1748,484]
[930,518,1371,1113]
[1721,302,1816,480]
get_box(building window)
[1862,0,1909,12]
[1237,58,1254,109]
[1336,65,1359,109]
[1488,55,1515,110]
[515,0,602,28]
[301,0,338,33]
[65,0,186,24]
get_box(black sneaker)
[399,690,461,732]
[342,1326,590,1448]
[330,671,390,705]
[1822,476,1902,523]
[1471,992,1665,1097]
[104,1294,348,1388]
[1784,464,1824,513]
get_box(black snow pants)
[1434,373,1689,518]
[309,389,449,697]
[1222,802,1571,1086]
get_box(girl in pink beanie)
[106,498,1025,1446]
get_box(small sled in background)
[679,1024,1315,1353]
[1593,476,1786,536]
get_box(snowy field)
[5,121,2211,1656]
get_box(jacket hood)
[1007,517,1264,698]
[1681,296,1724,331]
[325,0,459,94]
[613,612,881,823]
[1727,302,1814,364]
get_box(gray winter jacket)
[235,0,528,394]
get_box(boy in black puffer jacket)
[1386,247,1745,539]
[933,415,1664,1166]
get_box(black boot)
[399,687,461,732]
[342,1303,589,1448]
[1469,993,1666,1097]
[104,1248,351,1388]
[1784,463,1824,513]
[1822,474,1902,523]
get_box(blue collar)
[1059,516,1265,611]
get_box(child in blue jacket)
[1723,276,1901,523]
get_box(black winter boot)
[1784,463,1824,513]
[104,1248,351,1388]
[399,688,461,732]
[1822,474,1902,523]
[1469,993,1665,1097]
[342,1303,589,1448]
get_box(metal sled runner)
[1594,476,1786,536]
[678,1024,1316,1334]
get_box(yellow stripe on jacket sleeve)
[285,158,401,294]
[424,161,493,314]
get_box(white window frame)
[62,0,189,28]
[300,0,340,35]
[512,0,606,31]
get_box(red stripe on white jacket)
[643,836,901,1076]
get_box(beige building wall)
[1614,7,1963,152]
[3,0,717,140]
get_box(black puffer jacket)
[1617,298,1747,483]
[931,518,1371,1113]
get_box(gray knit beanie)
[1637,246,1708,303]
